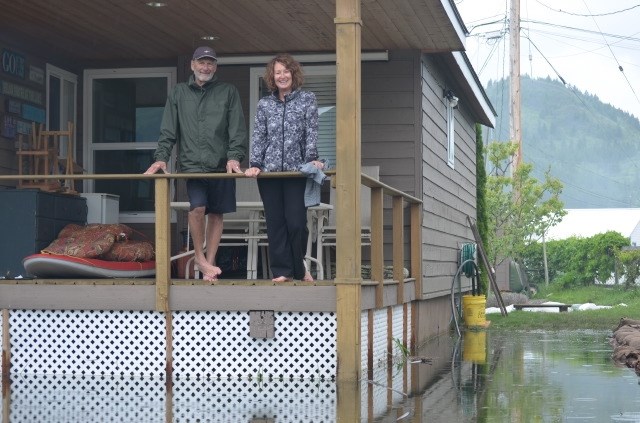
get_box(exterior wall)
[413,295,453,345]
[361,51,421,265]
[419,54,477,299]
[0,41,49,189]
[362,50,421,194]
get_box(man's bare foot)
[302,271,314,282]
[203,270,220,281]
[195,260,221,281]
[272,276,293,283]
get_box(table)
[170,201,332,280]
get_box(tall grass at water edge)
[485,285,640,331]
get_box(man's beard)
[195,71,213,83]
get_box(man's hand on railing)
[226,159,243,174]
[144,161,169,174]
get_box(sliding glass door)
[84,68,176,222]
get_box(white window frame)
[46,64,77,160]
[446,102,455,168]
[83,67,177,223]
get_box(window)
[250,65,336,167]
[84,68,176,222]
[446,101,455,168]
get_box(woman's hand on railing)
[244,167,261,178]
[144,161,169,174]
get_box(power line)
[519,20,640,44]
[579,0,640,111]
[534,1,640,17]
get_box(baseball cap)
[192,46,217,60]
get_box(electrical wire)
[514,20,640,44]
[579,0,640,106]
[534,1,640,17]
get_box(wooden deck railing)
[0,171,422,311]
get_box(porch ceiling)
[0,0,465,63]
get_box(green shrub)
[522,231,629,287]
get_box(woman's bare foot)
[272,276,293,283]
[302,271,314,282]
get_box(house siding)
[419,55,477,298]
[361,50,422,266]
[360,50,479,311]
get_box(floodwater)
[2,330,639,422]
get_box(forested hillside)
[484,76,640,208]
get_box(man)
[145,46,247,281]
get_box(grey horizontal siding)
[419,54,477,298]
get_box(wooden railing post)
[392,196,404,301]
[371,186,384,307]
[155,177,171,312]
[410,202,422,298]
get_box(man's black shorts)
[186,178,236,214]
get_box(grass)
[485,284,640,331]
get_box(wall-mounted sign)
[16,120,31,135]
[6,99,21,114]
[29,65,44,85]
[22,104,45,123]
[2,116,17,139]
[1,49,25,79]
[0,80,43,105]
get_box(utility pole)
[509,0,522,167]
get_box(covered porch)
[0,0,489,419]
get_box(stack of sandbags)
[611,317,640,375]
[42,223,155,262]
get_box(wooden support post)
[371,187,384,307]
[410,202,422,298]
[2,310,9,380]
[155,178,171,312]
[335,0,362,386]
[165,311,174,423]
[392,196,404,301]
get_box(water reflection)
[414,330,640,423]
[2,330,639,422]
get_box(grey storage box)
[0,189,87,277]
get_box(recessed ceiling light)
[201,35,220,41]
[146,2,166,7]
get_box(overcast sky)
[455,0,640,119]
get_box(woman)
[245,53,324,282]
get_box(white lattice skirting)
[2,307,411,380]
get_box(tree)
[475,124,489,294]
[485,141,565,269]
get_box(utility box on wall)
[80,193,120,224]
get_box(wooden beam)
[371,187,384,307]
[2,310,10,380]
[155,178,171,312]
[392,196,404,301]
[410,202,422,299]
[335,0,363,386]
